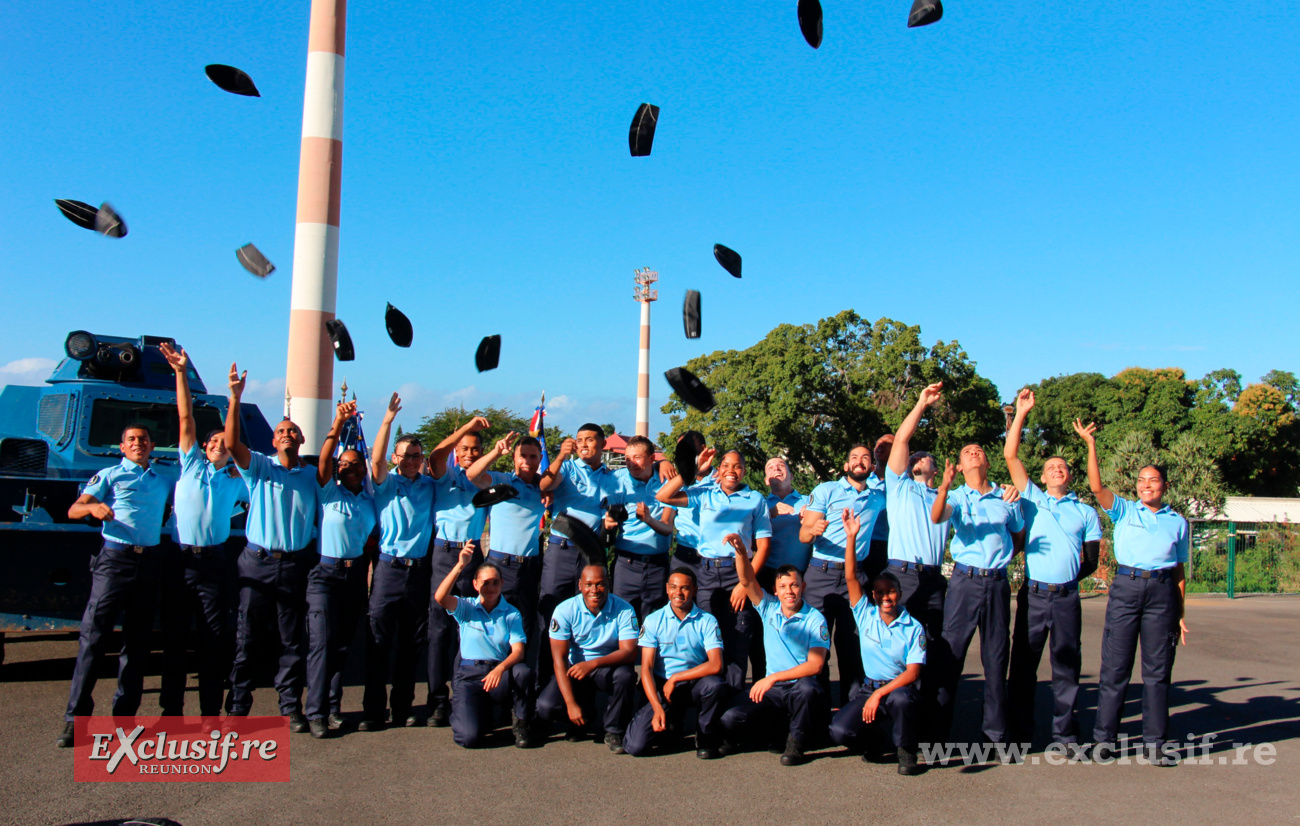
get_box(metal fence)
[1188,520,1300,596]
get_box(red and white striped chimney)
[632,268,659,438]
[285,0,347,448]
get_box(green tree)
[411,406,562,472]
[1101,429,1225,518]
[1260,370,1298,406]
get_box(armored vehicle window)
[37,393,75,445]
[87,399,223,449]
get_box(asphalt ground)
[1,595,1297,826]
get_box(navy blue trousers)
[65,542,163,721]
[934,571,1010,743]
[536,540,584,687]
[159,542,233,716]
[426,541,481,711]
[612,552,669,621]
[674,550,757,692]
[304,557,368,720]
[1093,572,1180,746]
[364,556,432,721]
[1008,583,1082,744]
[829,681,920,751]
[803,560,868,701]
[624,675,728,756]
[720,676,827,745]
[536,664,638,735]
[227,544,315,715]
[450,659,534,747]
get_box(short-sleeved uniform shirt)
[433,465,486,543]
[606,468,674,556]
[686,484,773,559]
[373,472,436,559]
[83,458,171,547]
[484,471,545,556]
[853,600,926,682]
[1104,495,1189,570]
[172,445,248,547]
[756,593,829,676]
[806,477,887,563]
[238,452,319,552]
[549,593,640,666]
[449,596,527,661]
[884,467,949,566]
[550,459,620,540]
[946,484,1024,570]
[318,481,378,559]
[869,474,890,543]
[673,478,712,551]
[638,603,723,678]
[763,490,810,570]
[1022,481,1103,584]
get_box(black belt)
[863,677,894,690]
[698,557,735,569]
[460,658,502,668]
[953,562,1007,580]
[248,542,309,560]
[809,558,846,572]
[616,549,668,564]
[1116,565,1176,581]
[434,539,469,552]
[1028,579,1075,594]
[103,540,158,555]
[176,543,224,556]
[380,552,428,568]
[488,550,534,565]
[888,559,941,575]
[320,556,362,567]
[548,537,578,550]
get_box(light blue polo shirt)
[686,484,772,559]
[756,593,829,675]
[947,484,1024,569]
[884,467,949,566]
[449,596,527,661]
[485,470,545,556]
[549,458,620,539]
[606,468,674,556]
[869,474,890,542]
[806,477,886,563]
[853,600,926,682]
[1105,495,1189,570]
[172,444,248,547]
[1022,482,1103,584]
[673,478,712,551]
[549,592,639,665]
[238,451,319,552]
[83,458,172,547]
[373,472,436,559]
[318,481,377,559]
[639,603,723,678]
[764,490,811,570]
[433,465,486,543]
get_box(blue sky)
[3,0,1297,441]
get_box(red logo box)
[73,716,290,782]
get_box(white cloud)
[244,376,287,413]
[0,357,58,385]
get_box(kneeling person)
[535,565,640,753]
[436,543,534,749]
[829,509,925,775]
[720,534,829,766]
[625,568,728,759]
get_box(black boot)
[898,745,924,775]
[780,734,806,766]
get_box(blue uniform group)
[606,469,675,620]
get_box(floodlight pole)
[632,268,659,438]
[285,0,347,448]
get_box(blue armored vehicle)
[0,331,275,646]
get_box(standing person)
[929,442,1025,747]
[224,364,319,730]
[158,342,247,718]
[605,435,676,621]
[304,402,377,738]
[800,444,886,702]
[670,432,711,564]
[534,565,640,752]
[1075,420,1189,766]
[719,534,829,766]
[363,393,443,729]
[1004,390,1101,748]
[829,509,926,775]
[624,567,727,759]
[466,432,547,664]
[761,457,810,588]
[657,448,771,692]
[57,424,170,748]
[423,414,492,727]
[865,435,894,582]
[435,544,535,749]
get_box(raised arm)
[430,415,490,479]
[842,508,865,607]
[655,470,690,507]
[635,501,675,536]
[223,363,251,470]
[890,382,943,476]
[160,343,195,454]
[1073,420,1114,510]
[1004,388,1033,492]
[318,401,355,485]
[466,432,516,489]
[434,545,477,613]
[370,392,401,484]
[728,533,764,606]
[930,460,956,523]
[537,438,575,492]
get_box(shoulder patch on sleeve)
[88,474,100,485]
[550,619,560,633]
[919,634,927,650]
[819,625,830,642]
